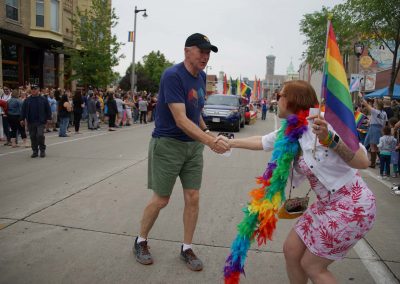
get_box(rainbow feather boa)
[224,111,309,284]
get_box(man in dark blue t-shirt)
[134,33,229,271]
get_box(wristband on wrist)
[319,131,333,147]
[328,133,340,149]
[203,127,210,133]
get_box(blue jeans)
[379,154,391,176]
[59,117,70,137]
[133,108,139,123]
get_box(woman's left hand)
[308,115,329,141]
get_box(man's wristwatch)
[203,127,210,134]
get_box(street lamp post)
[354,42,364,86]
[131,6,148,94]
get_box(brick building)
[0,0,109,90]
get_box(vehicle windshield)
[205,95,239,107]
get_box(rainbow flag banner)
[128,31,134,42]
[354,111,367,129]
[323,21,359,152]
[240,82,252,97]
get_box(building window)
[5,0,19,21]
[51,0,59,32]
[36,0,44,27]
[44,52,56,87]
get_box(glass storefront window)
[2,42,19,87]
[36,0,44,27]
[5,0,18,21]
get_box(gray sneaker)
[180,246,203,271]
[133,237,153,265]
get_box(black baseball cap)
[31,85,39,89]
[185,33,218,53]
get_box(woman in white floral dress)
[216,80,376,284]
[294,157,376,261]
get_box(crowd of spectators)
[0,85,158,146]
[356,95,400,180]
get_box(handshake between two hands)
[209,132,234,155]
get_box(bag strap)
[288,160,312,199]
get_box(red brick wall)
[376,69,400,89]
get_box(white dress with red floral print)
[294,156,376,260]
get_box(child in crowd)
[388,118,399,177]
[377,125,397,178]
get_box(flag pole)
[313,14,333,159]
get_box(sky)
[112,0,344,80]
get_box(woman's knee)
[283,230,305,262]
[283,239,302,262]
[300,253,331,279]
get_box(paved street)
[0,113,399,284]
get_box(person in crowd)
[0,91,8,143]
[115,93,124,127]
[388,118,399,177]
[58,94,72,137]
[82,88,90,121]
[20,85,52,158]
[362,98,387,168]
[87,92,99,130]
[391,100,400,121]
[72,90,84,134]
[133,94,139,124]
[356,106,369,145]
[106,92,118,131]
[216,80,376,284]
[146,94,154,122]
[123,93,134,126]
[138,95,148,124]
[7,89,28,147]
[377,125,397,179]
[47,90,58,132]
[149,94,158,122]
[383,96,393,120]
[134,33,229,271]
[1,86,11,145]
[261,99,268,120]
[97,90,105,123]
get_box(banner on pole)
[349,74,362,92]
[128,31,134,42]
[365,74,376,91]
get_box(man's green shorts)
[148,137,204,197]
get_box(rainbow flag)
[240,82,252,97]
[323,21,359,152]
[354,111,366,129]
[128,31,134,42]
[223,74,228,95]
[230,77,235,95]
[252,76,257,100]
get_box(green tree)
[119,51,173,93]
[62,0,123,88]
[348,0,400,96]
[299,4,356,72]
